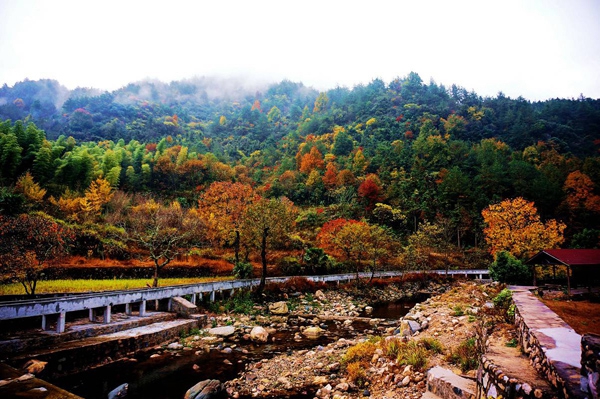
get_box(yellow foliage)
[366,117,377,127]
[15,172,46,204]
[482,197,565,259]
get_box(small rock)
[208,326,236,337]
[250,326,269,343]
[28,387,48,393]
[313,376,329,385]
[269,301,289,315]
[167,342,183,350]
[335,382,349,391]
[184,379,223,399]
[303,326,325,338]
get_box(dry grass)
[0,277,233,295]
[541,298,600,335]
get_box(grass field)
[0,277,233,295]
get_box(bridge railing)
[0,269,489,333]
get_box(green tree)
[489,250,531,284]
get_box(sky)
[1,0,599,101]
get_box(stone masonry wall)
[581,334,600,399]
[514,306,572,399]
[477,353,558,399]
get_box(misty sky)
[1,0,599,101]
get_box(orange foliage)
[358,174,383,209]
[323,162,338,189]
[337,169,356,187]
[299,146,325,174]
[482,197,565,259]
[563,171,600,213]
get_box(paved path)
[510,286,583,398]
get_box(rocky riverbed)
[148,279,503,399]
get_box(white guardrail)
[0,269,489,333]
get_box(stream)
[51,299,419,399]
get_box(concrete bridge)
[0,269,489,333]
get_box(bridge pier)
[125,303,132,316]
[103,306,111,324]
[210,291,215,302]
[89,308,94,322]
[139,300,147,317]
[57,312,66,333]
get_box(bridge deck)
[0,269,489,333]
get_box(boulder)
[250,326,269,343]
[184,379,224,399]
[400,320,421,336]
[208,326,236,337]
[269,301,289,315]
[108,383,128,399]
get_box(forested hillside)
[1,73,599,290]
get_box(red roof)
[526,249,600,266]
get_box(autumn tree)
[365,224,395,281]
[15,172,47,208]
[0,213,72,295]
[123,200,203,287]
[358,174,383,211]
[317,219,371,280]
[241,197,297,293]
[323,162,339,190]
[197,182,259,264]
[482,197,566,260]
[299,146,325,174]
[402,221,451,271]
[563,171,600,214]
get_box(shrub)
[452,305,464,316]
[493,288,513,310]
[490,251,531,284]
[303,247,332,275]
[343,340,378,364]
[397,341,429,371]
[278,256,302,276]
[346,361,367,386]
[383,337,403,358]
[233,262,253,279]
[447,337,479,372]
[419,337,443,354]
[209,290,256,314]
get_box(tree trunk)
[152,265,160,287]
[233,230,240,265]
[258,227,269,293]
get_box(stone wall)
[581,334,600,399]
[514,305,572,398]
[477,354,557,399]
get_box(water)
[51,299,418,399]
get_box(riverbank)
[219,280,503,399]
